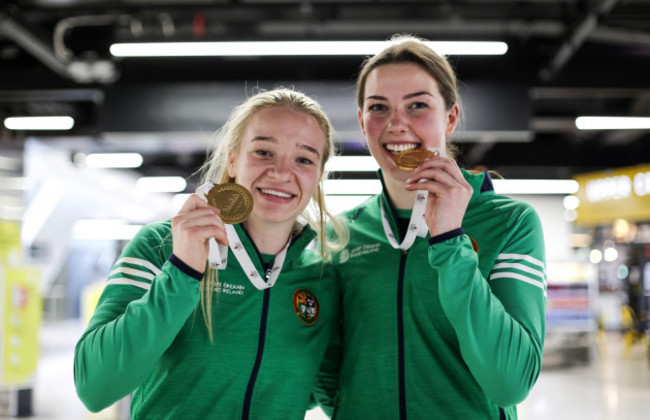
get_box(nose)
[267,156,293,182]
[387,109,408,133]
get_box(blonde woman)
[74,88,346,419]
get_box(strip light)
[493,179,579,195]
[110,41,508,57]
[325,156,379,172]
[81,153,144,168]
[4,116,74,130]
[575,117,650,130]
[136,176,187,193]
[72,219,143,240]
[323,179,382,195]
[177,177,574,216]
[325,195,373,214]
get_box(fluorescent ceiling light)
[110,41,508,57]
[136,176,187,193]
[324,178,577,196]
[325,195,373,215]
[575,116,650,130]
[0,205,24,220]
[0,155,22,170]
[493,179,579,195]
[323,179,382,195]
[0,176,25,190]
[81,153,144,168]
[4,116,74,130]
[72,219,143,240]
[325,156,379,172]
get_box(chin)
[380,163,409,181]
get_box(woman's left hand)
[404,155,473,237]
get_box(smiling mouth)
[259,188,295,199]
[384,143,421,155]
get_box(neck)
[383,174,416,209]
[242,217,293,254]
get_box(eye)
[409,101,429,110]
[255,149,272,158]
[367,103,388,112]
[297,157,315,165]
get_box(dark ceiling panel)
[1,0,649,182]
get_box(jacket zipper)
[397,249,408,420]
[242,288,271,420]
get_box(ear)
[227,153,237,179]
[445,103,460,136]
[357,108,367,137]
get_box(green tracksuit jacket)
[318,169,546,419]
[74,221,339,420]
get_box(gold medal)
[392,147,439,171]
[204,183,254,224]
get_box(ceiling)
[1,0,650,191]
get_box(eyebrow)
[300,144,321,159]
[251,136,321,159]
[366,91,434,101]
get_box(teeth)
[261,188,293,198]
[385,143,419,153]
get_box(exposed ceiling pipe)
[539,0,620,81]
[0,11,72,80]
[53,14,128,61]
[0,11,119,83]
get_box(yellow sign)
[1,221,42,387]
[1,266,42,387]
[574,164,650,226]
[0,221,21,262]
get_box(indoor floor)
[2,320,649,420]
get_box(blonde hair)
[196,87,348,339]
[356,34,463,159]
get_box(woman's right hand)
[171,194,228,273]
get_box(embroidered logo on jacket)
[292,288,319,325]
[338,243,381,264]
[214,282,245,295]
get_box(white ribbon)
[380,189,429,250]
[196,182,229,269]
[380,147,438,250]
[224,224,290,290]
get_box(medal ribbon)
[195,182,229,270]
[196,182,290,289]
[380,189,429,250]
[221,224,290,290]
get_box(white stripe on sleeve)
[489,272,547,297]
[492,262,546,283]
[496,253,546,273]
[116,257,162,275]
[109,267,155,281]
[106,278,152,290]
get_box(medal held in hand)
[392,147,440,171]
[203,183,254,224]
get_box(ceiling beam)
[539,0,620,81]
